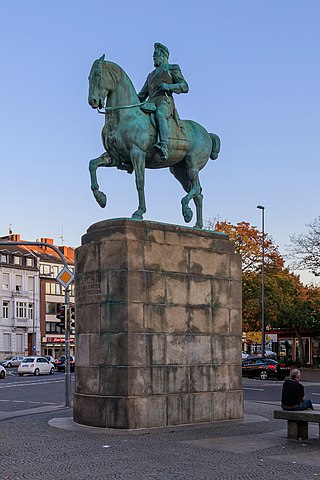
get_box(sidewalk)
[300,367,320,382]
[1,397,320,480]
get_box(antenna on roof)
[59,225,64,245]
[8,223,14,235]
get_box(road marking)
[0,400,58,406]
[0,379,65,389]
[243,387,264,391]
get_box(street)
[0,368,74,412]
[243,377,320,405]
[1,370,320,414]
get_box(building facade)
[0,244,39,357]
[0,234,75,360]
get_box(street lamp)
[32,274,37,355]
[257,205,265,357]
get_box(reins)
[97,93,171,114]
[97,101,147,114]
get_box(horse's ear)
[99,54,105,61]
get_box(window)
[45,282,62,295]
[40,264,52,275]
[16,302,27,318]
[26,257,34,267]
[46,322,60,334]
[13,255,22,265]
[15,275,22,291]
[28,303,33,320]
[46,302,59,315]
[2,273,9,290]
[3,333,11,352]
[16,333,23,353]
[0,254,8,263]
[52,266,59,277]
[28,276,34,292]
[69,284,75,296]
[3,301,9,319]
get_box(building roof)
[0,234,75,265]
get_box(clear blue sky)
[1,1,319,283]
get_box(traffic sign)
[56,267,74,288]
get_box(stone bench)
[274,410,320,440]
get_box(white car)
[0,365,6,379]
[18,356,55,376]
[265,350,276,357]
[0,355,25,368]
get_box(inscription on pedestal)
[76,272,101,304]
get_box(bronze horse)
[88,55,220,229]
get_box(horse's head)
[88,54,110,109]
[89,55,138,110]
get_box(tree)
[289,216,320,277]
[206,219,287,332]
[206,220,284,273]
[206,219,320,361]
[276,282,320,366]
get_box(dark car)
[242,357,290,380]
[56,356,75,372]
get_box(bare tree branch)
[288,216,320,276]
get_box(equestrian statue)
[88,43,220,229]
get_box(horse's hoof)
[193,223,203,230]
[183,207,193,223]
[95,191,107,208]
[131,211,143,221]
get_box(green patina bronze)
[88,43,221,229]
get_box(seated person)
[281,368,314,411]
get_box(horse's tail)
[209,133,221,160]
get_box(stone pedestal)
[73,219,243,429]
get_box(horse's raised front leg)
[89,152,118,208]
[130,145,146,220]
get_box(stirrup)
[153,142,168,160]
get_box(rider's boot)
[154,113,169,160]
[154,140,168,160]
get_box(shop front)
[42,335,75,359]
[267,329,320,367]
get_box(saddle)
[140,101,183,131]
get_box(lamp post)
[257,205,265,357]
[32,275,37,355]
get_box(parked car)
[44,355,56,366]
[0,355,25,368]
[242,357,290,380]
[18,356,55,376]
[242,351,249,359]
[56,355,75,372]
[257,349,277,358]
[0,365,6,379]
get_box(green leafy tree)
[277,283,320,366]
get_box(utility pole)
[257,205,265,357]
[64,288,71,408]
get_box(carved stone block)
[73,219,243,429]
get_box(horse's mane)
[104,60,139,99]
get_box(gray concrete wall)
[73,219,243,429]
